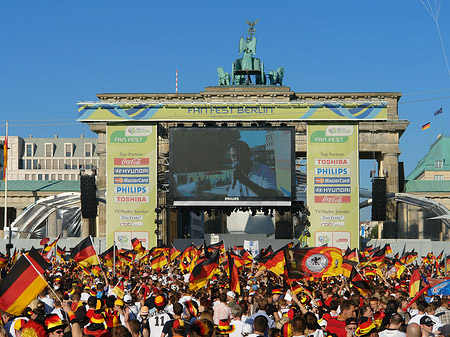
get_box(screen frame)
[169,126,295,207]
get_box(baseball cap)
[420,316,434,326]
[226,291,236,299]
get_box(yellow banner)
[106,124,157,249]
[307,124,359,249]
[78,102,387,122]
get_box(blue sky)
[1,1,449,220]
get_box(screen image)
[169,127,294,206]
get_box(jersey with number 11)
[149,312,171,337]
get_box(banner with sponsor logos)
[307,124,359,250]
[78,102,388,122]
[106,124,157,249]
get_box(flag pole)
[4,121,10,257]
[113,240,116,277]
[23,254,64,303]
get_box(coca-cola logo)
[315,196,351,203]
[114,158,149,166]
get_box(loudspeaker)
[372,178,386,221]
[80,174,98,218]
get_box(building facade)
[398,136,450,241]
[1,135,98,181]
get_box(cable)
[403,88,450,96]
[399,95,450,104]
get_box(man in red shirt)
[326,300,356,337]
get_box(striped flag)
[131,238,145,255]
[349,266,370,297]
[151,253,168,270]
[0,247,51,315]
[422,122,430,130]
[189,250,219,291]
[70,237,99,267]
[169,244,180,263]
[112,279,125,299]
[409,266,421,298]
[434,107,443,116]
[227,252,241,295]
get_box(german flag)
[228,252,245,268]
[0,254,8,269]
[385,243,393,255]
[118,251,132,265]
[285,247,342,279]
[349,266,370,297]
[151,253,167,270]
[131,238,145,255]
[254,245,274,263]
[409,266,421,298]
[343,248,358,263]
[0,247,51,315]
[207,241,225,255]
[100,245,118,266]
[70,237,98,267]
[43,235,60,260]
[169,244,180,263]
[227,252,241,294]
[189,250,219,291]
[91,265,102,277]
[437,250,444,262]
[369,247,386,267]
[56,246,66,259]
[112,279,125,299]
[405,250,418,264]
[10,249,18,265]
[342,259,358,278]
[263,249,285,276]
[240,250,253,265]
[76,264,91,276]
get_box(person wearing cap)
[355,317,378,337]
[162,303,190,337]
[378,314,405,337]
[345,318,358,337]
[147,295,171,337]
[123,295,138,321]
[45,314,69,337]
[420,316,434,337]
[172,319,186,337]
[227,292,239,311]
[215,319,236,337]
[435,324,450,337]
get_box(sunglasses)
[54,330,64,335]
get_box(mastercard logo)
[315,178,325,184]
[115,177,124,183]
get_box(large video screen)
[170,127,294,206]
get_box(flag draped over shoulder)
[285,247,342,279]
[0,247,51,315]
[70,237,98,267]
[189,250,219,291]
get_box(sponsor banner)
[114,186,148,194]
[314,187,351,194]
[114,177,150,184]
[315,177,351,185]
[107,125,157,248]
[307,124,359,249]
[114,167,150,175]
[315,168,350,175]
[314,159,350,166]
[114,158,149,166]
[78,102,388,122]
[315,195,351,203]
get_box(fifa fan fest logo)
[117,236,129,244]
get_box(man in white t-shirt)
[230,306,246,337]
[379,314,406,337]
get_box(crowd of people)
[1,246,450,337]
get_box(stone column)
[47,211,57,237]
[379,152,399,222]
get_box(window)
[51,174,56,180]
[435,160,443,168]
[38,174,42,180]
[26,159,32,169]
[45,143,53,157]
[25,174,30,180]
[26,144,33,157]
[84,143,92,157]
[33,159,39,169]
[65,143,73,157]
[46,159,51,170]
[434,175,444,180]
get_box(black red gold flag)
[369,247,386,267]
[131,238,145,254]
[285,247,342,279]
[227,252,241,294]
[349,266,370,297]
[0,247,51,315]
[151,253,168,270]
[409,266,421,298]
[189,250,219,291]
[70,237,98,267]
[342,259,358,278]
[263,248,285,276]
[100,245,118,262]
[169,244,180,263]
